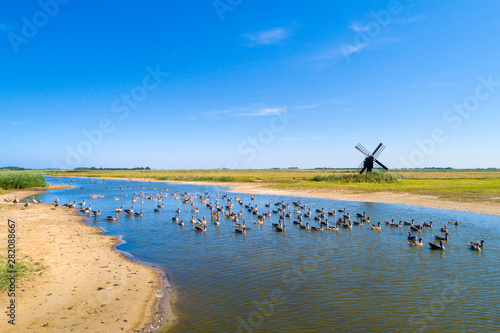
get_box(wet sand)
[0,186,175,332]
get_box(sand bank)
[0,186,175,332]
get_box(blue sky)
[1,0,500,169]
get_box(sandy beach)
[0,186,174,332]
[65,176,500,216]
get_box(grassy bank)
[0,254,47,292]
[43,168,500,203]
[0,171,47,190]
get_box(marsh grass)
[0,254,47,292]
[0,171,47,190]
[312,171,402,183]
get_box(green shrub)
[0,171,47,190]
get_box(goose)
[124,206,134,214]
[310,225,323,231]
[107,216,117,221]
[172,214,178,222]
[194,225,206,232]
[275,224,286,232]
[191,216,197,224]
[423,221,433,228]
[91,209,102,216]
[235,228,246,234]
[154,208,161,213]
[115,206,123,213]
[454,221,459,226]
[214,220,220,227]
[371,222,382,230]
[178,220,185,226]
[254,220,264,225]
[434,232,449,241]
[342,221,353,230]
[407,232,417,241]
[327,225,339,231]
[134,211,143,217]
[409,237,424,246]
[197,216,207,225]
[356,211,366,218]
[13,196,20,204]
[469,240,485,251]
[77,199,85,207]
[191,208,199,213]
[299,222,310,230]
[24,200,30,208]
[429,241,445,250]
[440,225,447,233]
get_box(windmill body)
[355,143,389,174]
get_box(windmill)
[355,143,389,174]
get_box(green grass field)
[43,168,500,203]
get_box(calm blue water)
[36,177,500,332]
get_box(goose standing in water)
[429,241,445,250]
[115,205,123,213]
[124,206,134,214]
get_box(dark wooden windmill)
[355,143,389,174]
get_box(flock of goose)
[38,180,487,252]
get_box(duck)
[429,241,445,250]
[434,232,449,241]
[371,222,382,230]
[409,237,424,246]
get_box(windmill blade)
[355,144,371,157]
[356,161,365,171]
[374,158,389,171]
[372,143,385,158]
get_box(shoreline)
[51,175,500,216]
[0,186,175,332]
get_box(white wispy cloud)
[234,107,287,117]
[245,27,291,46]
[9,121,19,125]
[396,15,426,24]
